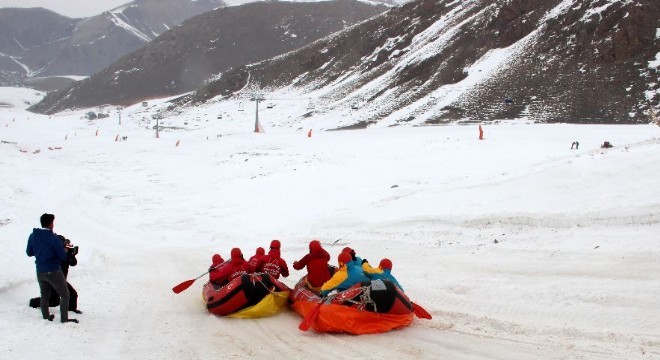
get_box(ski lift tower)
[251,92,266,132]
[117,106,123,125]
[152,114,162,138]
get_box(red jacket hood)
[268,248,281,259]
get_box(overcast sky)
[0,0,134,18]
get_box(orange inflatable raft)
[290,276,430,334]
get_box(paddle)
[172,263,224,294]
[412,302,432,319]
[299,296,325,331]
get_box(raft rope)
[252,272,278,293]
[342,285,377,312]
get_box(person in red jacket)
[258,246,289,279]
[292,240,331,292]
[208,253,224,284]
[248,247,266,270]
[210,248,251,286]
[269,239,281,251]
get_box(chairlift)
[267,102,274,109]
[238,103,244,112]
[307,100,315,111]
[351,102,359,110]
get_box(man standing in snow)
[26,214,78,324]
[29,235,82,314]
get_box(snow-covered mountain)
[28,0,387,112]
[0,8,76,84]
[0,0,226,82]
[165,0,655,125]
[28,0,660,124]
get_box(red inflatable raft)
[203,273,291,317]
[290,276,427,334]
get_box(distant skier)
[571,141,579,149]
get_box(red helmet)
[342,247,356,260]
[379,258,393,270]
[338,252,352,266]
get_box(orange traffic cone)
[307,129,312,138]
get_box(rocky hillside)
[0,0,225,82]
[0,8,76,85]
[169,0,658,124]
[29,0,387,113]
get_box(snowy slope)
[2,88,660,359]
[174,0,659,125]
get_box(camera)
[67,245,79,256]
[59,235,79,255]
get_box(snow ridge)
[107,12,153,42]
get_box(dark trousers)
[37,270,69,322]
[29,282,78,310]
